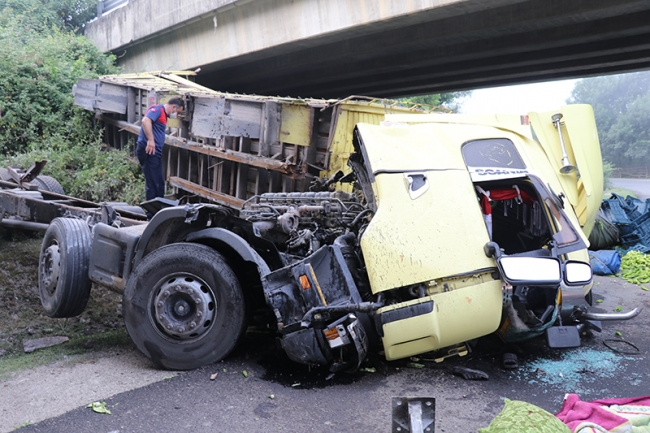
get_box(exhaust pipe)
[580,307,642,321]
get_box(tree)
[399,91,472,112]
[0,0,116,155]
[0,0,98,34]
[568,71,650,170]
[0,0,145,204]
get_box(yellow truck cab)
[353,105,604,360]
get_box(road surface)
[609,178,650,200]
[4,275,649,433]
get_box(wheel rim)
[40,243,61,295]
[150,274,217,341]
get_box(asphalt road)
[609,178,650,200]
[14,275,650,433]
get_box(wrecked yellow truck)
[0,72,638,371]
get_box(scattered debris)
[87,401,111,415]
[603,339,640,355]
[406,362,425,369]
[360,367,376,373]
[210,373,218,380]
[269,395,275,399]
[452,366,489,380]
[242,370,249,378]
[22,336,69,353]
[502,352,519,370]
[516,348,631,387]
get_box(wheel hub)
[153,276,216,340]
[40,244,61,295]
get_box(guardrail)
[97,0,129,16]
[612,167,649,179]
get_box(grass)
[603,187,637,199]
[0,228,129,376]
[0,329,132,377]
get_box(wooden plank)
[168,177,245,208]
[159,73,217,94]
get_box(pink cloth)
[556,394,650,432]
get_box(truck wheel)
[34,175,65,195]
[39,218,92,318]
[123,243,247,370]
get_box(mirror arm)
[484,242,502,259]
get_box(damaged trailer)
[2,71,639,372]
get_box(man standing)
[135,97,184,201]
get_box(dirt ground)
[0,229,125,366]
[0,229,176,432]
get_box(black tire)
[123,243,247,370]
[39,218,92,318]
[34,175,65,195]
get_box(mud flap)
[546,325,580,348]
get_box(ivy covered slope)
[0,0,145,204]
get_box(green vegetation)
[0,329,132,377]
[0,0,145,204]
[569,71,650,175]
[399,91,472,112]
[620,250,650,285]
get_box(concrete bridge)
[86,0,650,98]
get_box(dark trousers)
[136,143,165,201]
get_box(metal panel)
[96,82,128,114]
[279,104,313,146]
[191,97,263,139]
[72,80,128,114]
[72,79,99,111]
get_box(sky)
[458,79,578,115]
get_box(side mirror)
[497,256,561,286]
[564,261,593,286]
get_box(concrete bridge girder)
[86,0,650,98]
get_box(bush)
[0,0,143,204]
[0,23,117,154]
[3,137,145,205]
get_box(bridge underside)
[102,0,650,99]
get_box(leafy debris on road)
[87,401,111,414]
